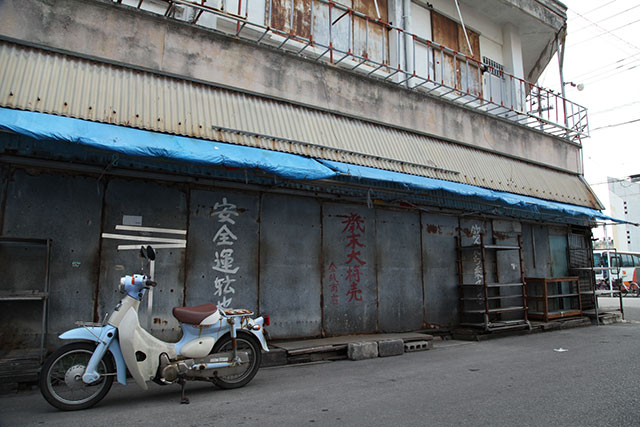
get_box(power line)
[579,57,640,84]
[569,17,640,48]
[572,53,640,80]
[591,100,640,116]
[567,8,640,53]
[591,118,640,132]
[570,4,640,34]
[582,62,639,85]
[569,54,640,82]
[575,0,619,17]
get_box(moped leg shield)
[59,326,127,385]
[119,307,177,390]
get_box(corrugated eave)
[0,40,600,209]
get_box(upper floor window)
[269,0,389,66]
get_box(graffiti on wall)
[343,213,366,303]
[471,224,483,284]
[211,197,239,308]
[328,262,339,305]
[326,212,368,304]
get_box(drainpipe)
[557,36,568,131]
[556,32,579,171]
[403,0,413,88]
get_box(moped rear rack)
[220,309,254,317]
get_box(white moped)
[39,246,269,410]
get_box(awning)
[318,160,619,223]
[0,107,616,223]
[0,107,338,181]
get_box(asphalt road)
[2,323,639,427]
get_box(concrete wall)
[0,0,582,174]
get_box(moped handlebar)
[145,280,157,288]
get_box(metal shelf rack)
[524,277,583,322]
[456,234,530,332]
[0,237,51,363]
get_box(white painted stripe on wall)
[102,233,186,244]
[115,225,187,235]
[117,243,187,250]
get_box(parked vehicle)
[594,249,640,296]
[39,246,269,410]
[619,281,640,297]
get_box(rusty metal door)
[549,234,569,277]
[422,213,458,327]
[97,178,187,342]
[376,208,423,332]
[259,193,322,339]
[322,202,376,335]
[185,188,260,312]
[1,169,103,348]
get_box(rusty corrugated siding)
[0,41,600,208]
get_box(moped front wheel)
[39,342,115,411]
[210,333,262,389]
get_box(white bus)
[593,249,640,296]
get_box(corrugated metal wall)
[97,178,188,341]
[422,213,459,325]
[259,194,323,339]
[0,160,582,348]
[1,169,102,349]
[322,203,377,335]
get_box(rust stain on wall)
[425,224,442,234]
[270,0,311,38]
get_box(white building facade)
[608,177,640,252]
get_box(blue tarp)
[0,107,616,223]
[0,107,338,181]
[318,159,618,222]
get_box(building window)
[431,11,481,96]
[269,0,389,65]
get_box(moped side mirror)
[140,245,156,261]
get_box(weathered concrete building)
[0,0,608,354]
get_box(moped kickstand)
[177,377,189,404]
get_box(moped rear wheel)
[210,333,262,389]
[39,342,115,411]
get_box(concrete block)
[403,340,432,352]
[348,341,378,360]
[260,347,288,367]
[377,339,404,357]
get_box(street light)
[564,81,585,91]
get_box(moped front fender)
[249,329,269,351]
[59,326,128,386]
[248,317,270,352]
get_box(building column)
[502,23,525,110]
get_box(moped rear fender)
[59,326,128,386]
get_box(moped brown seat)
[173,304,218,325]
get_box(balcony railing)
[116,0,589,142]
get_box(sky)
[537,0,640,230]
